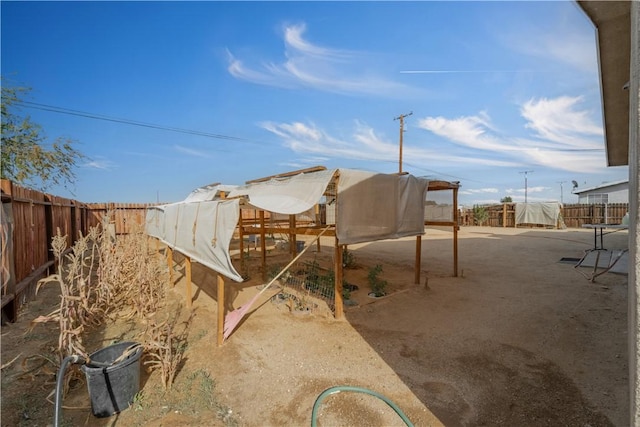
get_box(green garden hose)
[310,385,414,427]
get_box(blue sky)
[1,1,628,206]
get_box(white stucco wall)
[629,3,639,425]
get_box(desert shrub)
[368,264,387,297]
[143,309,193,390]
[342,248,357,269]
[473,204,489,225]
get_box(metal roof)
[573,178,629,194]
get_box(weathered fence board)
[459,203,629,228]
[1,179,163,323]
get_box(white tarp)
[145,199,243,282]
[336,170,429,245]
[228,169,337,215]
[146,167,434,281]
[515,202,562,226]
[183,183,238,203]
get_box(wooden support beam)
[185,256,192,308]
[217,274,224,347]
[289,215,296,257]
[503,203,507,227]
[238,211,244,270]
[334,241,344,319]
[167,247,174,285]
[260,210,266,281]
[415,235,422,284]
[239,225,336,237]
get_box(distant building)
[572,179,629,204]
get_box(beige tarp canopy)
[145,167,459,345]
[147,168,433,281]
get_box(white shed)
[572,179,629,204]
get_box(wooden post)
[453,187,459,277]
[415,235,422,284]
[332,170,343,319]
[502,203,507,227]
[316,204,322,253]
[238,210,244,271]
[289,214,296,257]
[334,241,344,319]
[185,256,192,308]
[260,210,266,281]
[217,274,225,347]
[167,247,174,285]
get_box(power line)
[519,170,534,203]
[394,111,412,174]
[16,101,248,142]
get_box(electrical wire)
[16,101,248,142]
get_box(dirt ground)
[1,225,630,426]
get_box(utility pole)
[557,181,567,204]
[519,170,534,203]
[394,111,413,174]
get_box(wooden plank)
[239,226,336,237]
[217,274,224,347]
[334,242,344,319]
[167,247,174,285]
[185,256,192,308]
[259,210,266,281]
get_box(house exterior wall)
[576,182,630,203]
[629,3,639,424]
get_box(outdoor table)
[582,223,628,250]
[575,224,628,281]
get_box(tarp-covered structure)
[145,167,460,344]
[147,168,435,281]
[515,202,563,227]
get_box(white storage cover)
[336,170,429,245]
[515,202,562,226]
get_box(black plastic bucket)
[81,341,142,418]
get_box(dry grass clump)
[142,309,194,390]
[31,213,174,392]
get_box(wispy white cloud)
[498,16,598,72]
[520,96,602,146]
[227,23,417,97]
[459,187,499,195]
[260,119,518,168]
[174,144,214,158]
[83,158,116,170]
[416,95,606,173]
[506,186,547,194]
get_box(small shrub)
[342,248,357,269]
[368,264,387,297]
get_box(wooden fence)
[459,203,629,228]
[0,179,162,323]
[1,178,631,323]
